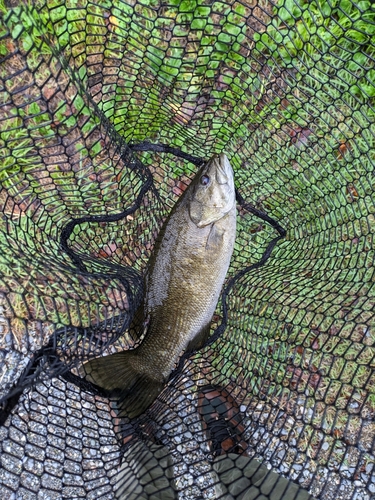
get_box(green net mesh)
[1,0,375,498]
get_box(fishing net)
[1,0,374,498]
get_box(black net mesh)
[1,0,375,498]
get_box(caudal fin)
[82,351,165,418]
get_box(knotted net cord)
[1,1,375,498]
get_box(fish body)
[83,153,236,418]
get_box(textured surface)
[1,0,375,498]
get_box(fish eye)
[200,175,210,186]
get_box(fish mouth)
[215,153,232,185]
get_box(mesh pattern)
[1,0,375,498]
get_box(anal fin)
[185,324,211,354]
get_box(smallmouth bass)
[82,153,236,418]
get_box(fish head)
[189,153,235,227]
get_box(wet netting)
[0,0,375,498]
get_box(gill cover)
[189,153,235,227]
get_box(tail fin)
[82,351,165,418]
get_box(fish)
[82,153,237,418]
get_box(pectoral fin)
[206,224,224,250]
